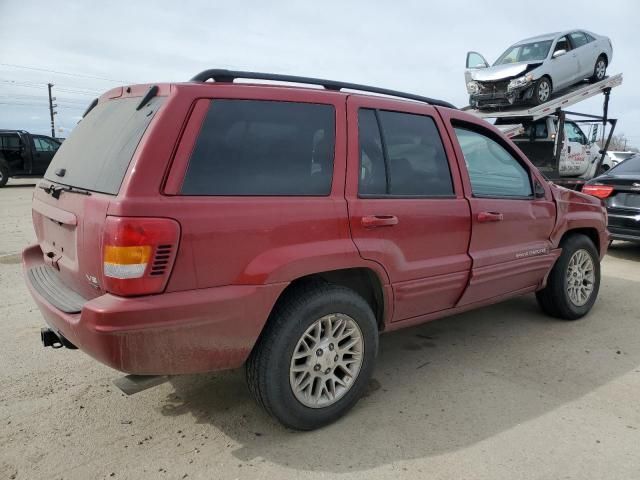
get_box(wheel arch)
[558,227,601,256]
[264,267,389,334]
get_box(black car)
[0,130,61,187]
[584,154,640,242]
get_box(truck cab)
[510,117,600,179]
[0,130,61,187]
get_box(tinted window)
[380,111,453,196]
[358,109,386,195]
[358,109,453,196]
[1,134,21,150]
[182,100,335,196]
[45,97,163,194]
[569,32,588,48]
[609,155,640,174]
[584,32,596,43]
[454,127,532,198]
[515,120,549,140]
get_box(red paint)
[23,80,608,375]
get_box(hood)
[470,62,542,82]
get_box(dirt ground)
[1,178,639,480]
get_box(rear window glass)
[181,100,335,196]
[44,96,164,194]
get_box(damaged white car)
[465,30,613,109]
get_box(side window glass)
[358,109,386,195]
[584,32,596,43]
[565,122,587,144]
[378,111,454,196]
[34,137,56,152]
[181,100,335,196]
[554,36,571,54]
[569,32,587,48]
[454,127,532,198]
[534,122,548,139]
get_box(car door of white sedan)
[550,36,580,89]
[569,32,595,79]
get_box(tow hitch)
[40,327,77,349]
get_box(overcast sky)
[1,0,638,146]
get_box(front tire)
[246,282,378,430]
[591,56,607,83]
[536,234,601,320]
[531,77,552,105]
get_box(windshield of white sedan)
[494,40,553,65]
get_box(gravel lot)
[1,178,639,480]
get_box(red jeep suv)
[23,70,608,430]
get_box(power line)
[0,63,133,84]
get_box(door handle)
[477,211,503,223]
[361,215,399,228]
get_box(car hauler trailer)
[465,74,622,190]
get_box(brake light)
[582,184,614,199]
[102,216,180,296]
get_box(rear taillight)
[102,216,180,296]
[582,184,614,199]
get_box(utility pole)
[47,83,57,138]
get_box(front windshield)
[494,40,553,65]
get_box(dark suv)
[23,70,608,430]
[0,130,60,187]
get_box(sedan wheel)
[592,57,607,82]
[533,77,551,105]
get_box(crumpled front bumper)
[470,83,534,108]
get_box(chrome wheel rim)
[596,60,606,80]
[289,313,364,409]
[566,249,595,307]
[538,81,550,102]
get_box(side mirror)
[534,179,546,198]
[552,49,567,59]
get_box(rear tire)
[531,77,552,105]
[590,56,607,83]
[536,234,600,320]
[0,159,9,187]
[246,281,378,430]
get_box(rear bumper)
[23,244,287,375]
[608,211,640,242]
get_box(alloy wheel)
[537,80,550,103]
[566,249,595,307]
[289,313,364,408]
[595,59,606,80]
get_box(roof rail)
[190,69,457,109]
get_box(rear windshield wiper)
[39,183,91,199]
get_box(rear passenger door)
[439,109,557,306]
[346,96,472,322]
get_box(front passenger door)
[441,114,557,306]
[550,36,579,89]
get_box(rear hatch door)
[31,95,164,301]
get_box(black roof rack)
[190,69,456,109]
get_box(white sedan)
[465,30,613,109]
